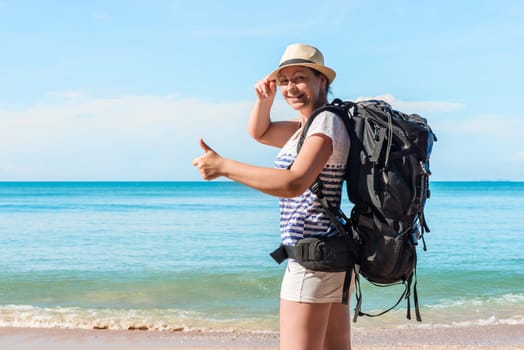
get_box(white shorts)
[280,260,354,303]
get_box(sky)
[0,0,523,181]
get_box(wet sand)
[1,324,523,349]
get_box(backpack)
[299,98,437,322]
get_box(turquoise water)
[0,181,523,331]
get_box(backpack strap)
[297,99,355,153]
[413,269,422,321]
[355,278,410,320]
[295,101,360,305]
[296,100,355,239]
[352,274,363,322]
[354,272,422,322]
[293,100,352,238]
[309,180,350,239]
[309,180,356,305]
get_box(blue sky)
[1,0,523,181]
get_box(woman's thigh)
[280,299,351,350]
[280,299,332,350]
[324,302,351,350]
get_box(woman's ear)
[320,74,329,94]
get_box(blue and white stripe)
[274,111,349,245]
[276,158,346,245]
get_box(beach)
[1,324,524,350]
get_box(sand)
[0,324,523,350]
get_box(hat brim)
[266,63,336,84]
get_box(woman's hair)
[311,68,332,98]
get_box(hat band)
[278,58,317,68]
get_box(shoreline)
[1,324,523,350]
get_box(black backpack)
[300,98,437,322]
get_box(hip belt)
[270,235,355,272]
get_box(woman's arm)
[192,134,332,198]
[247,79,299,148]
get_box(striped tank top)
[275,111,350,246]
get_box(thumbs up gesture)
[192,138,223,180]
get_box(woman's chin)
[287,100,306,110]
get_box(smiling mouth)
[287,93,304,101]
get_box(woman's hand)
[254,79,277,103]
[192,139,223,181]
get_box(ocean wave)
[405,315,524,330]
[345,292,524,330]
[3,302,522,333]
[425,293,524,309]
[365,310,524,331]
[0,304,278,332]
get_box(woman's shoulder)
[307,110,347,135]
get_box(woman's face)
[277,66,326,114]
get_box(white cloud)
[433,113,524,138]
[0,94,261,180]
[354,93,465,115]
[1,93,522,181]
[429,112,524,181]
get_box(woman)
[193,43,351,350]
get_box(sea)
[0,181,523,332]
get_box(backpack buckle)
[309,179,322,195]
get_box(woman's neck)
[298,96,328,120]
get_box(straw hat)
[266,43,336,84]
